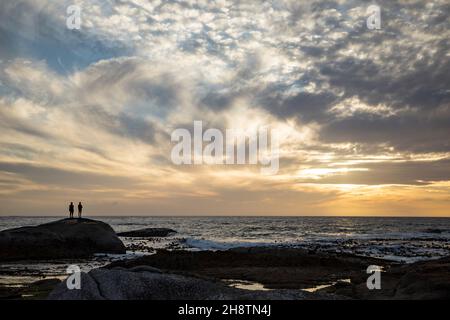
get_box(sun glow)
[297,167,369,179]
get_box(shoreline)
[2,246,449,300]
[1,217,449,299]
[2,216,448,264]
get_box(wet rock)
[104,246,450,299]
[106,247,390,290]
[392,257,450,299]
[118,228,176,237]
[329,256,450,300]
[423,228,444,234]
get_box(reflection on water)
[224,278,354,293]
[0,275,67,287]
[224,279,269,291]
[303,279,351,293]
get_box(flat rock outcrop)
[104,247,450,299]
[106,246,390,290]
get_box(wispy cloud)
[0,0,449,215]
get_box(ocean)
[1,216,449,285]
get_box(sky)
[0,0,449,216]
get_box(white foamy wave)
[184,238,277,250]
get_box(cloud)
[0,0,449,215]
[0,1,129,74]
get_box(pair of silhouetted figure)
[69,202,83,219]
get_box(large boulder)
[320,256,450,300]
[117,227,176,237]
[391,256,450,299]
[47,267,337,300]
[0,218,126,261]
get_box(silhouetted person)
[78,202,83,218]
[69,202,74,218]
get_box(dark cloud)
[298,159,450,186]
[0,143,38,160]
[200,91,235,111]
[118,113,156,143]
[248,0,450,154]
[265,91,337,122]
[76,105,157,144]
[321,113,450,153]
[0,0,449,215]
[0,162,137,188]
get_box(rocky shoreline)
[1,219,449,300]
[41,247,450,300]
[100,247,450,299]
[2,246,449,300]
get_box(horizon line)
[1,215,449,218]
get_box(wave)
[184,238,281,250]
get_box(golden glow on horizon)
[297,167,369,179]
[1,106,449,216]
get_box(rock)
[47,268,338,300]
[106,247,391,290]
[104,247,450,299]
[423,228,444,234]
[128,266,162,274]
[49,271,105,300]
[0,218,126,261]
[392,257,450,299]
[0,286,22,299]
[117,228,176,237]
[336,256,450,300]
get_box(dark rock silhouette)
[47,267,338,300]
[0,278,62,300]
[0,218,126,261]
[104,247,450,300]
[107,247,389,290]
[117,227,176,237]
[345,256,450,300]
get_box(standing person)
[69,202,74,218]
[78,202,83,218]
